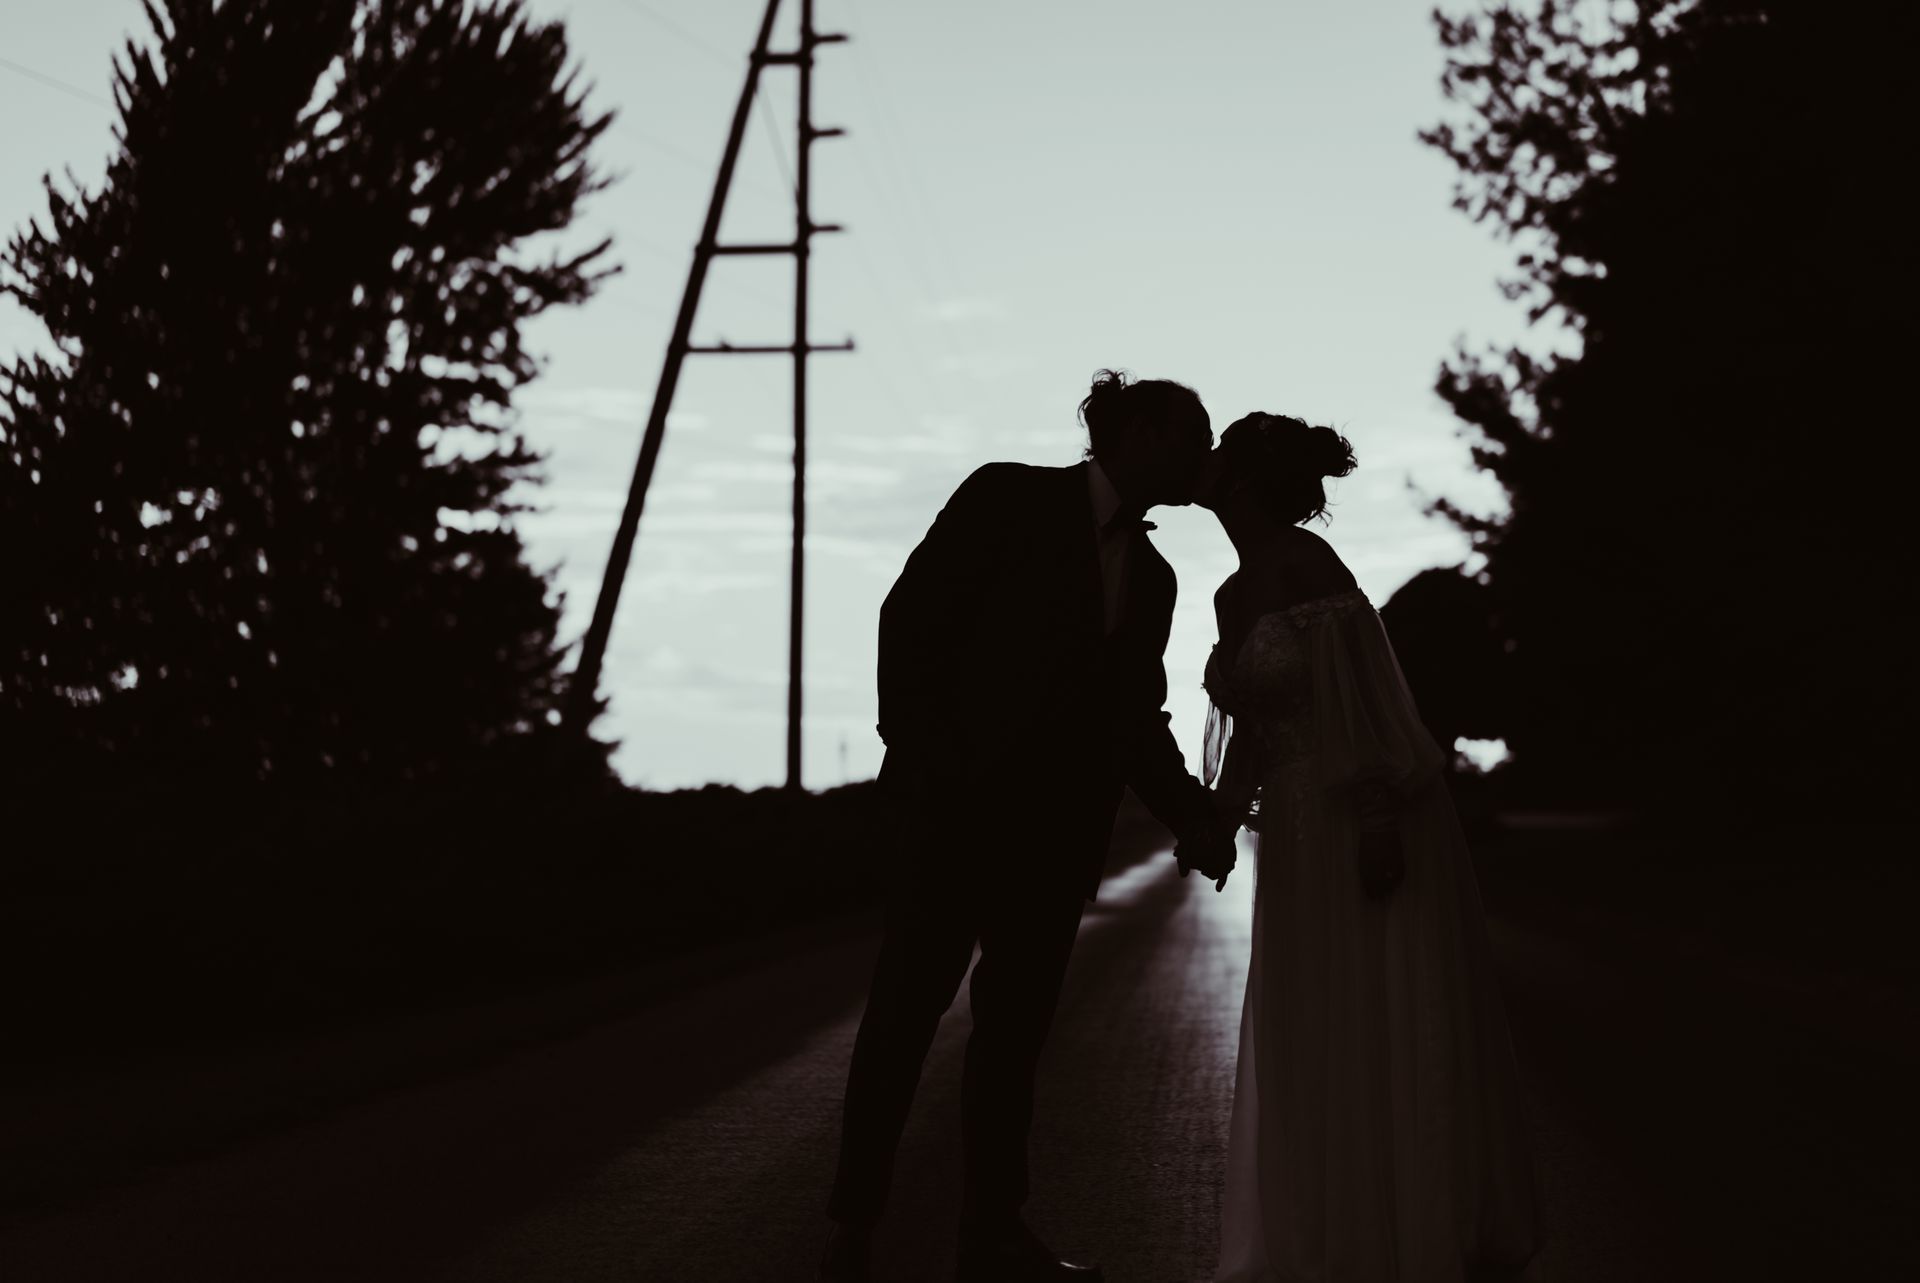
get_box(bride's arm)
[1306,600,1447,819]
[1202,583,1263,832]
[1355,781,1401,832]
[1208,713,1267,833]
[1295,594,1440,901]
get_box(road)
[1,834,1908,1281]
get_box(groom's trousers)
[827,824,1089,1231]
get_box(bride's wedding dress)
[1206,590,1540,1283]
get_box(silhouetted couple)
[822,370,1540,1283]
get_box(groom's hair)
[1079,368,1212,461]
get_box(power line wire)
[610,117,721,174]
[755,86,798,198]
[742,9,937,421]
[603,0,738,69]
[0,55,112,109]
[832,0,961,295]
[0,30,793,317]
[607,115,788,202]
[823,1,958,322]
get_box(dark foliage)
[1379,565,1506,762]
[1423,0,1912,813]
[3,779,885,1061]
[0,781,1173,1071]
[0,0,621,791]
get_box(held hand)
[1210,830,1239,891]
[1176,820,1237,891]
[1357,828,1404,901]
[1210,791,1246,836]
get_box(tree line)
[1399,0,1909,816]
[2,0,618,799]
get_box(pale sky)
[2,1,1549,790]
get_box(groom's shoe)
[820,1221,873,1283]
[955,1219,1103,1283]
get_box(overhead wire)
[830,0,964,310]
[754,86,799,199]
[602,0,739,70]
[0,55,112,109]
[804,0,958,409]
[2,11,932,430]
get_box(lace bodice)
[1204,589,1372,769]
[1201,587,1446,841]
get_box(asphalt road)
[1,834,1908,1281]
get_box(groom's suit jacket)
[877,460,1213,900]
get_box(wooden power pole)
[560,0,850,791]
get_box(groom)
[822,371,1238,1283]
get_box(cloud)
[918,296,1007,323]
[937,350,1035,383]
[813,461,904,487]
[513,386,709,436]
[690,460,792,484]
[644,480,722,505]
[734,533,889,562]
[517,385,641,420]
[640,511,791,535]
[623,569,780,599]
[839,434,968,456]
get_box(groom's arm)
[876,463,1011,757]
[1115,565,1215,840]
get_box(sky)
[0,0,1554,791]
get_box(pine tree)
[1421,0,1909,812]
[1,0,619,792]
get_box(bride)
[1192,413,1541,1283]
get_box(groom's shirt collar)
[1087,458,1126,530]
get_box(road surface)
[1,835,1907,1280]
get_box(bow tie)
[1105,513,1155,535]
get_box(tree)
[1422,0,1910,814]
[1,0,619,792]
[1379,566,1507,768]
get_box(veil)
[1202,699,1230,789]
[1202,695,1263,832]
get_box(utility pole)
[561,0,850,792]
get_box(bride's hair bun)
[1302,422,1358,481]
[1219,412,1358,525]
